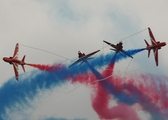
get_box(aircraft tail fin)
[144,39,151,57]
[21,55,26,72]
[22,55,26,62]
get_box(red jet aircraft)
[103,40,133,58]
[144,27,166,66]
[69,50,100,67]
[3,43,26,80]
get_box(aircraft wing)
[148,27,157,45]
[153,47,158,66]
[121,50,133,58]
[69,50,100,68]
[13,43,19,59]
[84,50,100,59]
[68,58,83,68]
[12,62,19,80]
[103,40,116,48]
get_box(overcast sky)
[0,0,168,120]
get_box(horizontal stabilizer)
[22,65,26,72]
[110,48,117,52]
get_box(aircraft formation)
[3,27,166,80]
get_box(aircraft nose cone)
[163,42,167,46]
[3,57,7,62]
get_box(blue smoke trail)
[89,48,145,68]
[0,71,66,118]
[0,48,145,119]
[115,48,145,62]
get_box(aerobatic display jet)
[3,43,27,80]
[103,40,133,58]
[144,27,166,66]
[69,50,100,67]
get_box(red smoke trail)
[71,72,98,87]
[102,54,116,78]
[91,83,140,120]
[71,72,136,120]
[134,74,168,117]
[105,73,168,118]
[27,63,64,71]
[90,55,140,120]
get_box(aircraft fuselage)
[114,42,123,52]
[3,57,26,65]
[146,42,166,50]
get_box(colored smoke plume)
[27,63,64,71]
[1,48,167,120]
